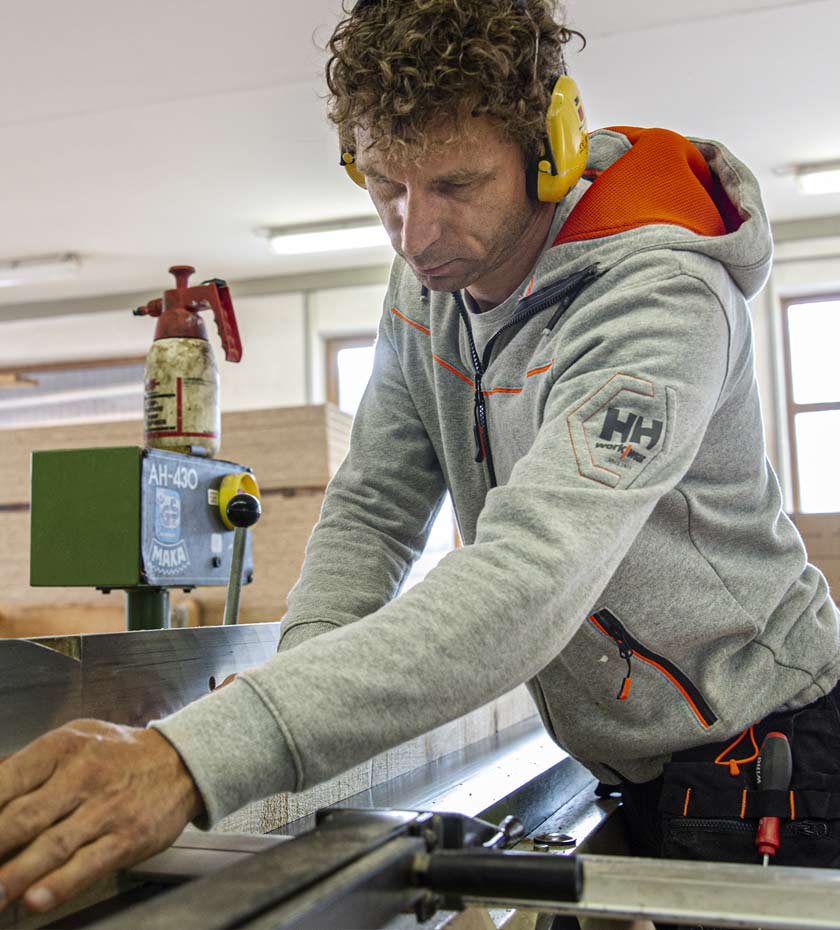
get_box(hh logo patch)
[567,373,667,488]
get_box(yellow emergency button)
[219,472,261,530]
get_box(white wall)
[0,308,157,366]
[215,293,307,411]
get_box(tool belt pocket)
[658,762,840,867]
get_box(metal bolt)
[414,891,441,924]
[533,831,576,849]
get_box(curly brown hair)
[326,0,584,160]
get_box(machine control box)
[30,446,255,589]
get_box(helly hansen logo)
[599,407,663,450]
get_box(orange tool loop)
[714,724,759,777]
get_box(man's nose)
[399,189,442,262]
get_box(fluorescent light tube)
[0,253,82,287]
[259,218,391,256]
[794,163,840,196]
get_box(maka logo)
[150,487,190,574]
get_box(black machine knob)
[221,492,261,626]
[225,493,262,529]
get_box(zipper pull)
[473,423,485,463]
[593,611,634,702]
[617,650,633,701]
[472,380,486,463]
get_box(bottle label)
[144,339,220,450]
[145,375,219,439]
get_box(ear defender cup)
[340,146,367,189]
[526,74,589,201]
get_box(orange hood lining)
[553,127,744,247]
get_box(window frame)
[779,292,840,513]
[324,334,377,410]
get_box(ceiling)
[1,0,838,312]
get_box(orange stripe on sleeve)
[790,790,796,820]
[740,789,747,819]
[526,362,553,377]
[390,306,431,335]
[683,788,691,817]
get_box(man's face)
[354,118,541,293]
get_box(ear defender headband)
[339,0,589,202]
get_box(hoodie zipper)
[589,608,718,729]
[453,264,599,488]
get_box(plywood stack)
[0,405,351,638]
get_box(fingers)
[0,802,108,910]
[23,833,133,914]
[0,780,81,859]
[0,736,60,809]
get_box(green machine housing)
[30,447,255,629]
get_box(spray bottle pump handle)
[200,277,243,363]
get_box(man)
[1,0,839,917]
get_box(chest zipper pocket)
[589,608,718,730]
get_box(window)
[325,335,458,586]
[0,358,145,430]
[780,295,840,513]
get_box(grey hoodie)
[154,128,840,826]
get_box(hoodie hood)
[543,127,773,303]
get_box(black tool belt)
[659,762,840,820]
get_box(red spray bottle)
[134,265,242,458]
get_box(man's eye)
[440,181,473,193]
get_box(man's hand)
[0,720,202,914]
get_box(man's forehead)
[354,117,515,176]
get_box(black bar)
[423,849,582,902]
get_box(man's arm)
[279,287,447,651]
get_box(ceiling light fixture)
[792,160,840,196]
[257,217,391,256]
[0,253,82,287]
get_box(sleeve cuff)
[278,619,341,652]
[150,676,298,829]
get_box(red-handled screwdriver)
[755,731,793,866]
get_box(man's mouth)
[415,259,456,276]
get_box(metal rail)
[468,853,840,930]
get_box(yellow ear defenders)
[339,0,589,202]
[526,73,589,202]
